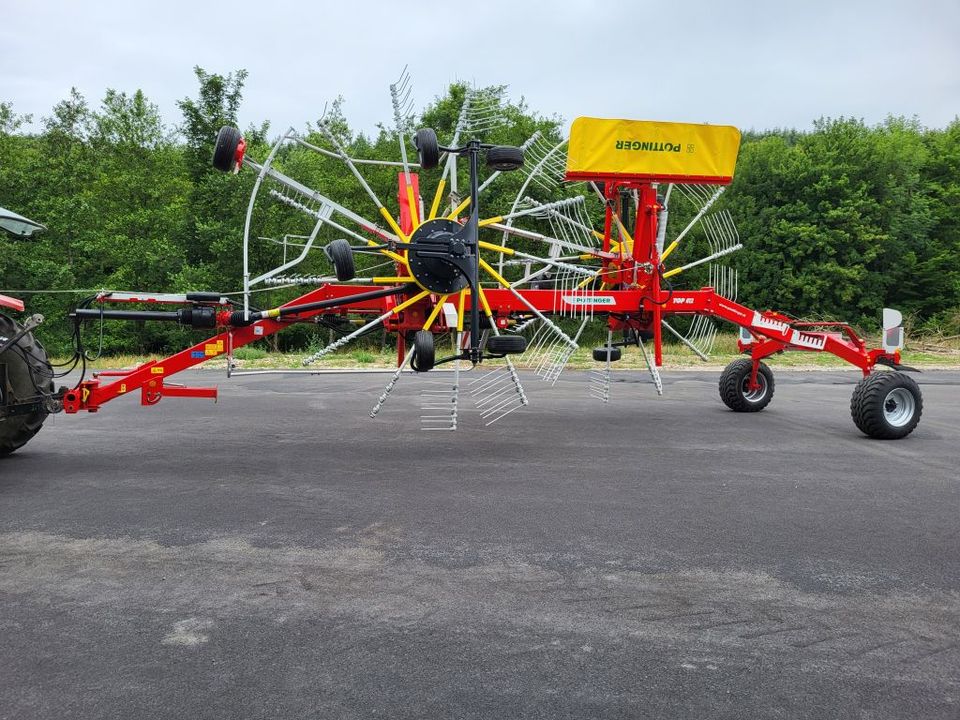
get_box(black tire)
[486,146,525,171]
[850,371,922,439]
[414,128,439,170]
[212,126,243,172]
[411,330,435,372]
[592,346,622,362]
[325,239,355,281]
[0,314,54,457]
[486,334,527,355]
[719,358,774,412]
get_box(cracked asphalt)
[1,369,958,719]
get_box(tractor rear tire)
[212,126,243,172]
[411,330,435,372]
[414,128,439,170]
[326,239,355,281]
[850,370,922,439]
[0,313,54,457]
[719,358,774,412]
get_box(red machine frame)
[62,139,902,416]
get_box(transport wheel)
[414,128,439,170]
[486,146,525,171]
[325,239,355,281]
[592,346,622,362]
[411,330,435,372]
[719,358,774,412]
[0,313,54,457]
[486,334,527,355]
[850,370,922,439]
[212,126,243,172]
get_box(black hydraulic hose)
[71,309,180,322]
[278,284,412,317]
[71,285,416,329]
[231,283,416,325]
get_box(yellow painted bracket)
[457,290,467,331]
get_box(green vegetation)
[2,68,959,362]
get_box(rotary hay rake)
[0,75,925,456]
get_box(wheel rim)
[740,373,767,403]
[883,387,916,427]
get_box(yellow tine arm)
[446,196,471,220]
[478,240,514,255]
[422,294,450,330]
[390,289,431,315]
[379,207,408,243]
[475,285,494,317]
[479,258,510,289]
[428,178,447,220]
[660,238,680,261]
[661,266,683,279]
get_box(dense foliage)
[1,68,957,355]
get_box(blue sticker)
[191,351,205,359]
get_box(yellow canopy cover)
[565,117,741,185]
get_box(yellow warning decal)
[151,366,164,374]
[204,343,219,357]
[565,117,741,185]
[119,384,127,394]
[81,387,90,404]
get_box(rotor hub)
[406,218,472,294]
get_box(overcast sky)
[2,0,958,138]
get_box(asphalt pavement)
[1,368,959,719]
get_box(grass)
[53,332,960,372]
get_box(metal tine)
[661,319,709,361]
[268,186,335,224]
[637,333,663,396]
[264,275,334,286]
[520,321,553,366]
[520,135,567,190]
[533,315,586,385]
[366,347,416,417]
[470,318,528,425]
[302,309,392,367]
[589,329,614,403]
[463,86,507,137]
[468,365,525,426]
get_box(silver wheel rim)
[883,387,915,427]
[740,373,767,403]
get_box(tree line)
[1,67,957,355]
